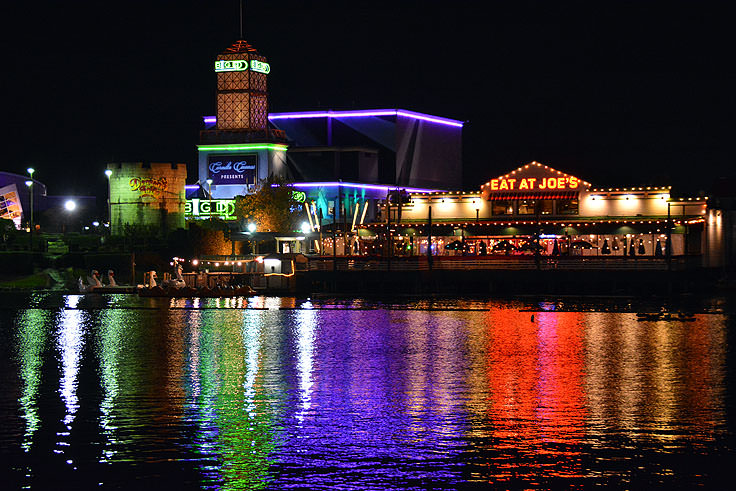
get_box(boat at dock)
[136,263,255,298]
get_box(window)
[539,200,553,215]
[557,198,579,215]
[492,200,514,215]
[517,199,536,215]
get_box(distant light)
[64,200,76,211]
[206,179,213,185]
[27,167,35,176]
[105,169,112,177]
[92,221,99,227]
[301,221,311,234]
[247,222,257,233]
[25,180,32,187]
[192,259,199,266]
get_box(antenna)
[239,0,244,39]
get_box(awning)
[484,191,578,201]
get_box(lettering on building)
[129,177,168,199]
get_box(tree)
[234,175,305,233]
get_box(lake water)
[1,292,734,489]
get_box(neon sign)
[488,176,580,191]
[214,59,270,74]
[214,60,248,72]
[186,198,236,221]
[207,155,257,185]
[250,60,270,74]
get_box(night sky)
[2,1,733,201]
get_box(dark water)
[1,292,734,489]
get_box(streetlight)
[26,167,34,251]
[105,169,112,233]
[206,178,213,221]
[247,222,256,254]
[63,199,76,235]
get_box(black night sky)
[2,1,733,201]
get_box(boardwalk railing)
[306,256,697,272]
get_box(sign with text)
[214,59,271,74]
[207,155,257,185]
[129,177,168,199]
[487,176,580,191]
[185,199,236,221]
[481,163,589,200]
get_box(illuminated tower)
[198,40,288,198]
[215,39,269,131]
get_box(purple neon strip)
[203,116,216,124]
[268,109,464,127]
[290,181,443,193]
[185,184,200,189]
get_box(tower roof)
[223,39,258,54]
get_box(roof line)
[268,109,464,127]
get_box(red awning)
[484,191,578,201]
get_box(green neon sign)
[198,144,288,152]
[214,59,270,74]
[292,191,306,203]
[185,198,236,220]
[215,60,248,72]
[250,60,270,74]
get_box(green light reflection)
[16,308,50,452]
[186,309,281,490]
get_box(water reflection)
[3,294,732,489]
[183,309,281,489]
[16,307,50,452]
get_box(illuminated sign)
[215,60,248,72]
[488,176,580,191]
[250,59,270,74]
[207,155,257,185]
[0,184,22,226]
[186,198,236,220]
[292,191,306,203]
[214,59,270,74]
[129,177,168,199]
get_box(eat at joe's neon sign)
[488,176,580,191]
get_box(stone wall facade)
[107,162,187,235]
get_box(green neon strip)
[197,144,288,152]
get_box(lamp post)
[206,179,213,221]
[26,167,34,251]
[105,169,112,233]
[64,199,76,236]
[247,222,256,254]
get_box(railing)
[306,255,697,272]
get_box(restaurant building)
[359,162,711,262]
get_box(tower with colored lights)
[198,40,288,198]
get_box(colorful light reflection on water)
[0,293,733,489]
